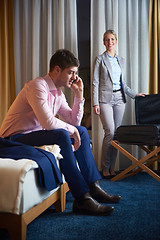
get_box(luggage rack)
[110,94,160,182]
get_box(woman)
[92,30,145,178]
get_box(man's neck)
[49,72,60,88]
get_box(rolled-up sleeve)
[58,95,85,127]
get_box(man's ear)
[55,65,61,73]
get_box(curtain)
[91,0,149,170]
[148,0,160,93]
[0,0,16,126]
[13,0,78,105]
[148,0,160,170]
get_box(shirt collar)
[43,74,58,91]
[106,52,118,59]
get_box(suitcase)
[135,94,160,125]
[116,124,160,145]
[116,94,160,146]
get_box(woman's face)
[103,33,117,53]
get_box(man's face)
[57,66,78,88]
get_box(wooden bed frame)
[0,182,69,240]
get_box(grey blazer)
[92,51,136,106]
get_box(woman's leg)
[111,92,125,172]
[100,92,125,174]
[100,102,115,174]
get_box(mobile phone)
[72,77,78,83]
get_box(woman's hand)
[93,105,100,115]
[136,93,146,97]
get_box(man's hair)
[49,49,80,72]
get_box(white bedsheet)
[0,145,62,215]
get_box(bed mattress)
[0,145,63,215]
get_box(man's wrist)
[75,90,83,100]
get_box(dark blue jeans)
[13,126,101,198]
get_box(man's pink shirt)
[0,74,84,138]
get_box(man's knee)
[56,128,69,137]
[76,126,90,143]
[76,126,88,134]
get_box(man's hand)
[70,127,81,151]
[71,75,84,100]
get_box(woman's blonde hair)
[103,30,117,43]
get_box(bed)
[0,144,69,240]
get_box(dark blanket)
[0,137,63,191]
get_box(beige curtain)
[91,0,149,170]
[0,0,16,126]
[148,0,160,93]
[148,0,160,170]
[13,0,78,106]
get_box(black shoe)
[102,175,112,179]
[89,181,122,203]
[72,193,114,216]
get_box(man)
[0,49,121,215]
